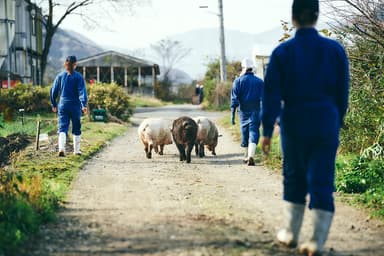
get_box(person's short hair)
[66,55,77,63]
[292,0,319,26]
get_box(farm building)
[76,51,160,95]
[0,0,43,87]
[252,44,276,79]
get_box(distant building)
[0,0,43,88]
[252,44,276,80]
[76,50,160,95]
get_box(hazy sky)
[61,0,295,49]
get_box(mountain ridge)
[46,26,284,82]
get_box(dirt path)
[26,105,384,256]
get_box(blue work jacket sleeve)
[230,78,240,110]
[262,49,283,138]
[78,76,88,108]
[50,74,61,108]
[336,47,350,126]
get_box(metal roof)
[76,50,160,75]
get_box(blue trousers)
[58,103,82,135]
[239,111,260,147]
[281,132,339,212]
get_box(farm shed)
[76,50,160,95]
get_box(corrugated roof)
[76,50,160,75]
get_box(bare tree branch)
[35,0,150,81]
[151,39,191,82]
[54,0,92,30]
[323,0,384,47]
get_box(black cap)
[292,0,319,25]
[66,55,77,63]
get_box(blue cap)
[66,55,77,63]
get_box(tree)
[323,0,384,153]
[202,59,241,109]
[323,0,384,48]
[151,39,191,84]
[36,0,148,81]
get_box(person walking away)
[199,84,204,104]
[261,0,350,255]
[50,55,88,157]
[231,58,264,166]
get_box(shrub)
[154,79,175,101]
[203,59,241,110]
[87,83,133,121]
[174,84,195,103]
[0,85,51,120]
[336,154,384,219]
[336,156,384,194]
[0,170,40,254]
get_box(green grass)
[219,113,282,169]
[335,154,384,220]
[129,95,167,108]
[219,112,384,221]
[0,119,128,254]
[0,113,58,137]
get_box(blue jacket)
[50,71,88,109]
[231,72,264,112]
[262,28,349,139]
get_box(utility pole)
[200,1,227,82]
[218,0,227,82]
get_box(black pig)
[171,116,198,163]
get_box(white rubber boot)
[277,202,305,247]
[247,142,257,166]
[73,135,82,155]
[58,132,66,157]
[299,209,334,256]
[243,147,248,163]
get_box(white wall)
[0,0,16,69]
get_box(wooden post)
[35,120,41,151]
[82,66,86,79]
[97,66,100,82]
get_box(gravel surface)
[24,105,384,256]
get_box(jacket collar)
[295,27,318,37]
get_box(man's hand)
[52,107,57,113]
[230,108,236,125]
[231,116,235,125]
[262,136,272,155]
[82,107,88,114]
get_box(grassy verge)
[0,120,127,254]
[129,95,167,108]
[0,113,57,137]
[335,153,384,220]
[219,113,384,221]
[219,114,282,169]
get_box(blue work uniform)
[50,71,88,136]
[231,71,264,148]
[262,28,349,212]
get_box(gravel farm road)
[25,105,384,256]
